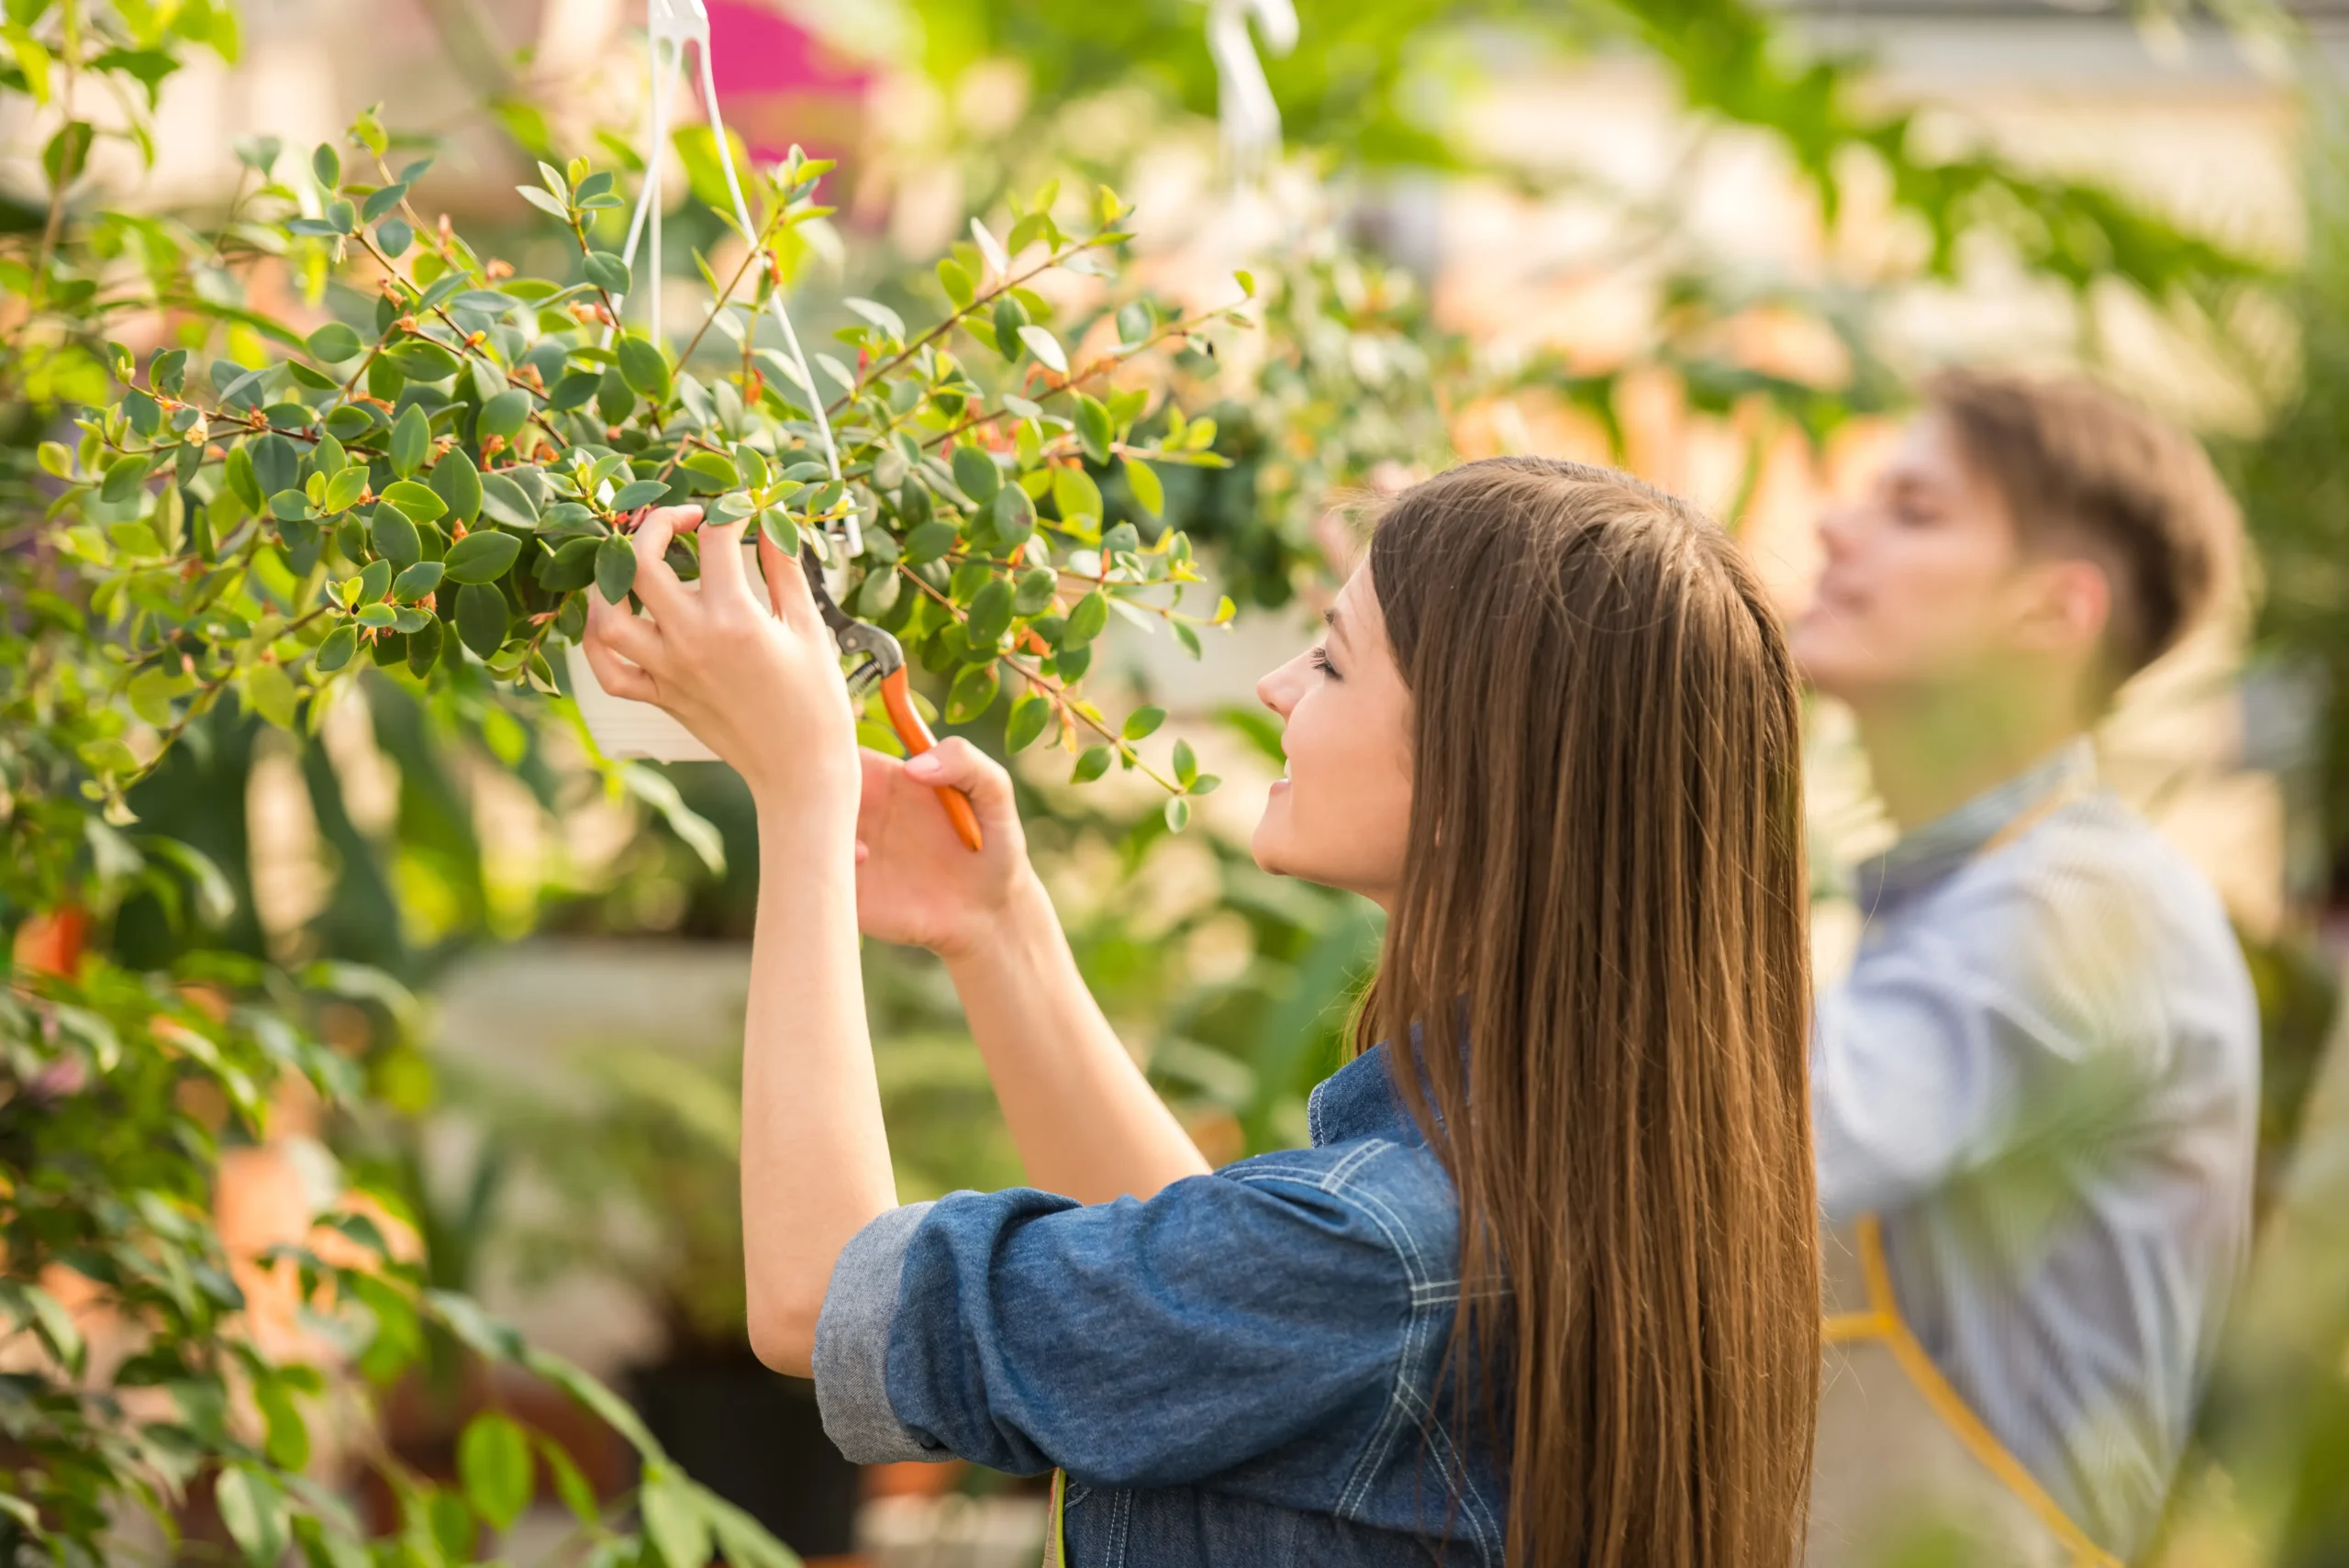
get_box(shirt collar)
[1856,736,2098,910]
[1308,1044,1425,1148]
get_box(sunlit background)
[14,0,2349,1562]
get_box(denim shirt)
[812,1046,1505,1566]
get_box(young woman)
[582,456,1821,1568]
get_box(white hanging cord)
[694,40,857,557]
[607,0,855,558]
[1203,0,1297,185]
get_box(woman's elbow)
[746,1287,824,1377]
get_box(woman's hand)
[853,739,1033,961]
[579,506,859,827]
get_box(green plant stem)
[28,6,83,315]
[120,603,336,795]
[922,313,1213,452]
[835,235,1114,412]
[894,562,1177,792]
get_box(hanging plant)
[42,112,1246,827]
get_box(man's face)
[1791,412,2047,707]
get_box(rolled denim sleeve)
[831,1150,1434,1488]
[812,1201,940,1463]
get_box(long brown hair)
[1360,457,1819,1568]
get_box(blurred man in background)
[1788,372,2261,1566]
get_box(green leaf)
[517,183,570,220]
[537,536,601,591]
[1124,457,1163,517]
[242,663,298,729]
[1013,565,1057,616]
[215,1466,287,1567]
[378,217,414,257]
[936,256,974,308]
[1075,395,1114,465]
[1122,706,1165,740]
[1165,797,1192,832]
[457,1413,534,1533]
[1173,737,1198,788]
[383,339,462,382]
[1064,590,1108,648]
[479,472,540,530]
[537,1436,599,1526]
[584,250,631,294]
[947,662,999,723]
[455,583,509,657]
[845,295,905,338]
[100,454,151,504]
[1017,325,1069,374]
[479,388,532,441]
[596,534,637,604]
[322,467,369,515]
[306,321,363,362]
[371,506,421,569]
[444,530,521,584]
[617,333,673,404]
[393,561,444,601]
[1053,468,1104,528]
[311,141,340,191]
[906,521,959,566]
[432,449,484,523]
[952,444,1001,506]
[1006,692,1052,752]
[681,450,740,490]
[257,1379,309,1471]
[382,479,447,524]
[640,1466,713,1568]
[991,484,1036,550]
[965,578,1014,646]
[390,405,430,476]
[1073,744,1113,784]
[609,478,669,513]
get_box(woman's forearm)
[740,810,898,1375]
[947,873,1210,1205]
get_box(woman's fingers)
[581,599,661,703]
[628,506,703,625]
[755,533,828,639]
[901,738,1017,828]
[695,516,759,617]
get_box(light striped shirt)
[1813,738,2260,1558]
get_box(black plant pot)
[631,1352,862,1558]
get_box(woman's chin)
[1251,790,1292,877]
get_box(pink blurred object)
[700,1,874,164]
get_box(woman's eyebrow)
[1323,606,1346,647]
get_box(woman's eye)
[1309,647,1341,679]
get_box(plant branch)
[833,236,1115,413]
[894,563,1178,792]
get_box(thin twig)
[893,562,1178,792]
[833,236,1115,413]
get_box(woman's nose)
[1258,656,1302,719]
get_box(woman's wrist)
[940,867,1055,972]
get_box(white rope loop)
[612,0,857,559]
[1203,0,1297,184]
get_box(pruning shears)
[750,526,984,852]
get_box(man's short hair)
[1924,370,2238,689]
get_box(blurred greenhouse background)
[16,0,2349,1562]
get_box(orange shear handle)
[880,666,984,852]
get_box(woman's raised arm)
[852,740,1211,1205]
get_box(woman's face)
[1252,567,1415,909]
